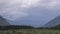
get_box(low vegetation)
[0,24,60,34]
[0,29,60,34]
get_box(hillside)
[43,16,60,27]
[0,16,10,26]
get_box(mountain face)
[43,16,60,27]
[0,16,10,26]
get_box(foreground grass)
[0,29,60,34]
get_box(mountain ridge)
[43,16,60,27]
[0,16,10,26]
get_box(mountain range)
[43,16,60,27]
[0,15,60,27]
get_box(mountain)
[14,16,44,27]
[0,16,10,26]
[43,16,60,27]
[0,16,34,29]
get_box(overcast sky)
[0,0,60,27]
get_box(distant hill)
[0,16,10,26]
[0,16,34,30]
[43,16,60,27]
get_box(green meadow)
[0,29,60,34]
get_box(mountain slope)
[43,16,60,27]
[0,16,10,26]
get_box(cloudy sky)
[0,0,60,27]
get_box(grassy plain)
[0,29,60,34]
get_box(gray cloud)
[0,0,60,22]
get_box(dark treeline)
[0,24,60,30]
[0,25,34,30]
[37,24,60,30]
[50,24,60,30]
